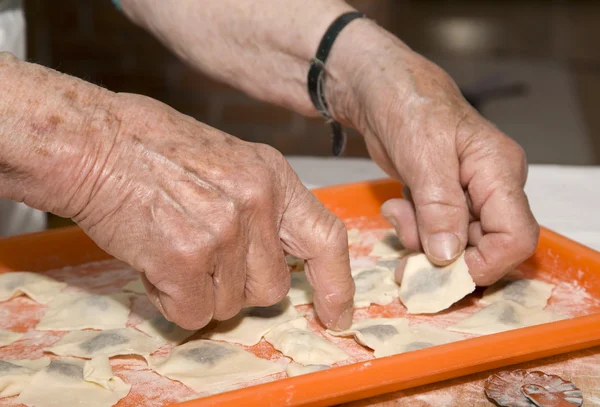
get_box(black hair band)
[307,11,366,156]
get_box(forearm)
[0,53,118,216]
[120,0,396,118]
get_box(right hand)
[69,93,355,330]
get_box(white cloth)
[0,0,46,237]
[286,157,600,252]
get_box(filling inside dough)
[201,298,298,346]
[264,317,348,366]
[0,358,50,398]
[369,230,408,259]
[0,272,66,304]
[399,253,475,314]
[135,314,197,344]
[147,339,284,394]
[480,278,555,309]
[352,267,399,308]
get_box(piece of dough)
[327,318,408,355]
[347,228,362,245]
[17,357,130,407]
[376,259,400,272]
[0,272,66,304]
[481,278,555,308]
[369,230,408,259]
[147,339,284,394]
[264,318,348,365]
[352,267,398,308]
[287,271,313,306]
[0,329,23,348]
[46,328,164,358]
[36,292,132,331]
[285,363,330,377]
[83,356,124,391]
[121,278,145,294]
[135,314,197,344]
[0,358,50,398]
[399,253,475,314]
[201,298,298,346]
[447,300,560,335]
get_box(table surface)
[286,157,600,406]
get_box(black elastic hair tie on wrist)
[307,11,366,156]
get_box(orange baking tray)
[1,178,600,407]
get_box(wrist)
[0,54,119,217]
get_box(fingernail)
[426,233,460,262]
[334,306,354,331]
[382,213,398,229]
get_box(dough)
[285,363,330,377]
[46,328,164,358]
[36,292,132,331]
[399,253,475,314]
[481,278,555,308]
[328,318,408,355]
[147,339,284,394]
[0,358,50,398]
[201,298,298,346]
[0,272,66,304]
[369,230,408,259]
[17,357,130,407]
[0,329,23,348]
[135,314,197,344]
[287,271,313,306]
[447,300,560,335]
[347,228,362,245]
[376,259,400,272]
[352,267,398,308]
[121,278,145,294]
[264,317,348,365]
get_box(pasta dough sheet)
[0,272,66,304]
[287,271,313,306]
[45,328,164,358]
[447,300,561,335]
[147,339,285,394]
[369,230,408,259]
[0,358,50,398]
[264,318,348,366]
[16,357,130,407]
[201,298,298,346]
[352,267,399,308]
[0,330,23,348]
[328,318,408,356]
[399,253,475,314]
[36,292,132,331]
[135,314,197,345]
[121,278,145,294]
[481,278,555,308]
[285,363,330,377]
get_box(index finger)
[278,171,355,330]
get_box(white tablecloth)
[286,157,600,252]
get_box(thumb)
[406,155,469,266]
[278,170,354,330]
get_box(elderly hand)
[324,21,539,285]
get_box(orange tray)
[1,178,600,407]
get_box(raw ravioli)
[36,292,132,331]
[264,318,348,365]
[286,363,330,377]
[0,358,50,398]
[447,300,561,335]
[0,272,66,304]
[481,278,555,308]
[147,339,284,394]
[16,357,130,407]
[0,329,23,348]
[369,230,408,259]
[287,271,313,306]
[399,253,475,314]
[46,327,163,358]
[135,314,197,344]
[352,267,398,308]
[201,298,298,346]
[121,278,145,294]
[328,318,408,355]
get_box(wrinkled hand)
[328,22,539,285]
[72,94,354,330]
